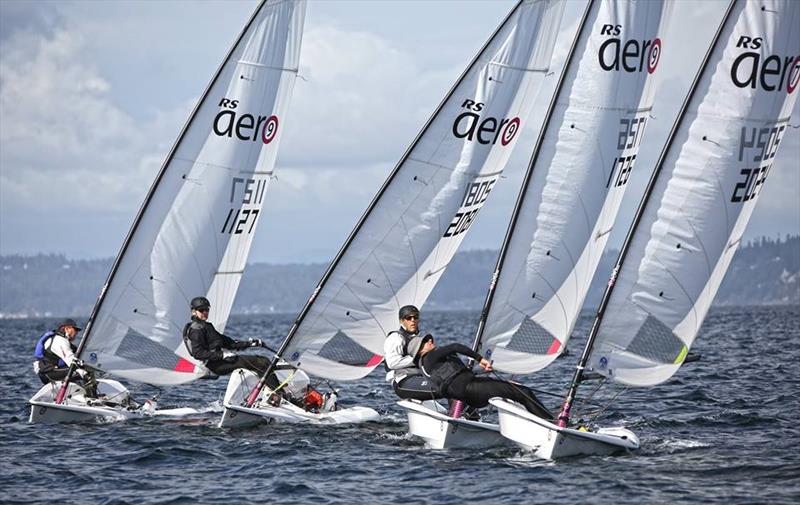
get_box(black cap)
[190,296,211,311]
[399,305,420,320]
[56,318,82,331]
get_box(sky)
[0,0,798,264]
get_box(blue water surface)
[1,306,798,504]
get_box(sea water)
[1,306,797,504]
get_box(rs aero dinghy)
[493,0,799,459]
[219,0,566,429]
[29,0,307,423]
[401,0,670,449]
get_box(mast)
[554,0,738,428]
[245,0,530,406]
[470,0,595,357]
[56,0,272,404]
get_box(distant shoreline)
[2,235,798,317]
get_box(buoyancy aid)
[383,328,421,379]
[421,355,468,396]
[182,320,202,360]
[33,331,67,370]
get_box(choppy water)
[1,306,798,504]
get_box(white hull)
[491,398,639,459]
[398,400,509,449]
[218,368,380,428]
[28,379,202,424]
[219,402,380,428]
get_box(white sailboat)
[493,0,800,459]
[401,0,671,449]
[29,0,307,423]
[218,0,565,428]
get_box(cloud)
[279,23,463,169]
[0,26,189,216]
[0,0,797,262]
[0,1,63,43]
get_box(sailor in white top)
[383,305,441,401]
[33,318,96,396]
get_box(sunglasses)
[403,315,419,321]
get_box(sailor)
[183,296,271,376]
[384,305,440,400]
[33,318,98,397]
[408,334,553,419]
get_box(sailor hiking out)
[184,296,290,388]
[33,318,98,397]
[384,305,442,400]
[409,334,553,420]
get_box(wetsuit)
[183,316,271,377]
[419,343,552,419]
[384,326,440,401]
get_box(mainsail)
[476,0,671,374]
[77,0,307,385]
[585,0,799,387]
[277,0,566,381]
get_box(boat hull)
[29,379,141,424]
[398,400,509,449]
[219,403,380,428]
[28,379,201,424]
[491,398,639,459]
[218,368,380,428]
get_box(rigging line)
[582,385,629,425]
[398,215,422,303]
[469,0,595,357]
[530,261,569,334]
[572,376,606,415]
[245,0,531,405]
[709,156,734,240]
[342,281,385,335]
[487,370,556,418]
[649,248,701,320]
[555,0,739,427]
[681,211,715,282]
[372,252,400,328]
[556,235,582,318]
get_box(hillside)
[1,235,797,318]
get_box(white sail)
[480,0,671,374]
[80,0,307,385]
[282,0,566,381]
[587,0,799,386]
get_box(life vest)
[421,355,468,396]
[182,321,199,359]
[33,331,67,369]
[383,329,421,378]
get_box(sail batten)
[78,0,307,385]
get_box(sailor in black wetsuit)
[383,305,440,400]
[183,296,271,376]
[409,334,553,419]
